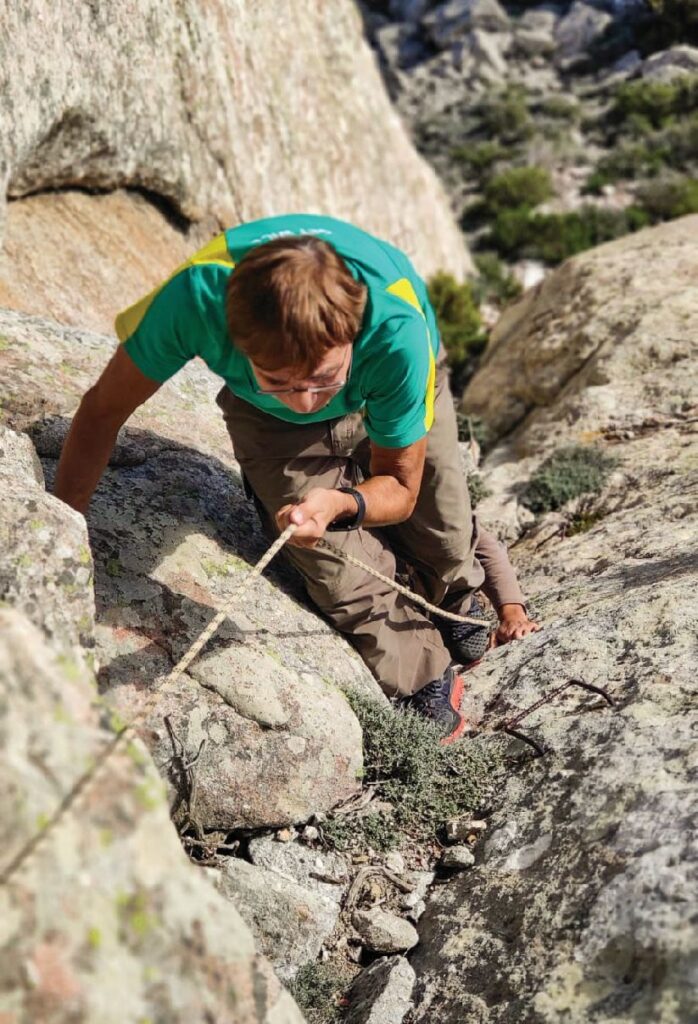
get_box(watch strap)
[327,486,366,532]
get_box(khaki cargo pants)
[216,356,523,698]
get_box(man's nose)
[284,390,317,414]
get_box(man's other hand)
[276,487,357,548]
[491,604,542,647]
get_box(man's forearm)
[353,475,416,527]
[54,399,122,513]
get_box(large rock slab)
[248,836,350,904]
[553,1,613,64]
[215,858,340,982]
[1,306,385,830]
[0,422,95,660]
[0,190,200,334]
[409,220,698,1023]
[345,956,416,1024]
[0,1,470,281]
[463,216,698,446]
[0,609,306,1023]
[642,45,698,81]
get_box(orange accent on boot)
[440,714,467,746]
[449,673,465,711]
[440,673,467,746]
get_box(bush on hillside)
[473,251,522,306]
[609,76,698,135]
[584,141,671,192]
[480,86,532,144]
[521,446,618,514]
[487,204,651,263]
[585,114,698,191]
[539,96,580,122]
[484,165,554,212]
[427,271,486,388]
[289,962,352,1024]
[636,177,698,219]
[451,140,507,181]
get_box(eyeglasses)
[252,348,353,396]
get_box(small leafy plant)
[289,962,352,1024]
[322,692,499,853]
[521,446,618,514]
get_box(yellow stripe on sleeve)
[386,276,423,315]
[424,340,436,431]
[386,277,436,432]
[115,232,235,342]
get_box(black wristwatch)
[327,486,366,532]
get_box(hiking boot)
[439,594,490,667]
[403,665,467,746]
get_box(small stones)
[441,845,475,870]
[406,899,426,922]
[445,817,488,843]
[352,908,419,953]
[276,827,297,843]
[302,824,320,843]
[384,851,405,875]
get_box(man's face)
[250,344,352,414]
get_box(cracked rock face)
[215,857,341,982]
[462,216,698,446]
[1,306,384,832]
[0,422,95,662]
[0,609,305,1024]
[0,1,469,281]
[409,218,698,1023]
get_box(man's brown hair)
[225,236,367,376]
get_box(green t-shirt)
[116,213,440,448]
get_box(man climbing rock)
[55,213,539,744]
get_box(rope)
[316,539,488,625]
[0,522,489,887]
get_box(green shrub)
[289,962,351,1024]
[539,96,580,122]
[322,811,398,853]
[427,272,486,389]
[467,472,491,508]
[659,115,698,171]
[450,140,507,180]
[636,177,698,219]
[609,77,698,135]
[521,446,618,514]
[480,86,532,144]
[473,252,523,305]
[484,165,554,212]
[584,141,670,192]
[323,692,499,852]
[585,113,698,192]
[488,204,651,263]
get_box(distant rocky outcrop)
[360,0,698,273]
[408,216,698,1022]
[0,0,471,334]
